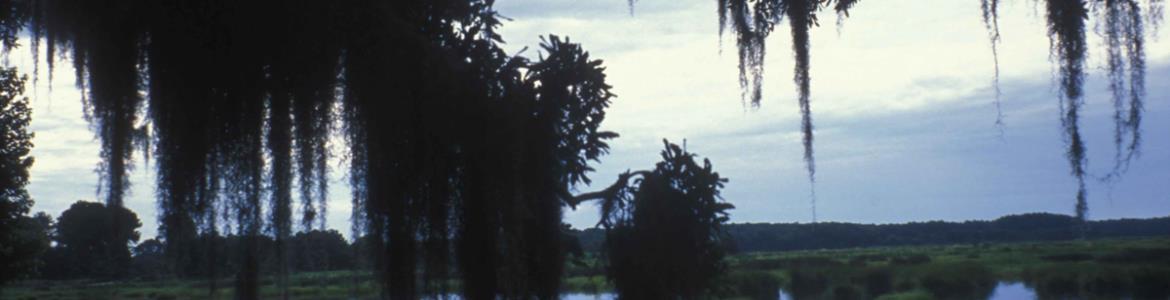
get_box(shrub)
[831,285,862,300]
[890,254,931,265]
[1040,253,1094,262]
[1131,268,1170,299]
[859,267,893,297]
[725,271,781,299]
[788,269,829,299]
[919,262,995,299]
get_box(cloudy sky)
[14,0,1170,239]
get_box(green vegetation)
[5,237,1170,299]
[0,66,41,286]
[711,237,1170,299]
[0,271,379,300]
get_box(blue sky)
[14,0,1170,239]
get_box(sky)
[12,0,1170,240]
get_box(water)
[775,281,1035,299]
[464,281,1037,299]
[990,282,1035,299]
[561,293,615,300]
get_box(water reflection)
[990,282,1033,299]
[520,279,1170,299]
[775,282,1034,299]
[561,293,616,300]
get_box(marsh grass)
[4,237,1169,299]
[1,271,379,300]
[717,237,1170,299]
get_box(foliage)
[5,237,1170,298]
[0,66,35,285]
[592,140,734,299]
[0,1,620,298]
[0,66,30,215]
[48,201,141,279]
[130,238,170,280]
[0,212,51,284]
[289,230,354,273]
[918,262,995,299]
[722,237,1170,299]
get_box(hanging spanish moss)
[1100,0,1146,179]
[0,0,22,52]
[715,0,861,221]
[834,0,861,28]
[1045,0,1091,223]
[972,0,1161,229]
[24,1,146,209]
[1150,0,1166,30]
[981,0,1006,132]
[786,0,819,212]
[716,0,767,107]
[711,0,1162,227]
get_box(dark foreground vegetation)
[4,237,1170,299]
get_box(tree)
[0,2,624,297]
[0,2,605,298]
[580,140,735,299]
[130,238,171,280]
[53,201,141,279]
[289,229,353,272]
[0,65,35,285]
[0,212,50,284]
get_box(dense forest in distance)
[572,213,1170,253]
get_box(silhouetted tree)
[0,1,620,298]
[130,238,171,280]
[52,201,142,279]
[289,229,353,272]
[0,212,50,284]
[0,66,35,286]
[578,140,734,299]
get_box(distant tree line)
[573,213,1170,253]
[12,200,358,281]
[124,230,357,281]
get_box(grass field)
[5,237,1170,299]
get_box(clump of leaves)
[584,140,734,299]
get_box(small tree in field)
[53,201,141,279]
[581,140,734,299]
